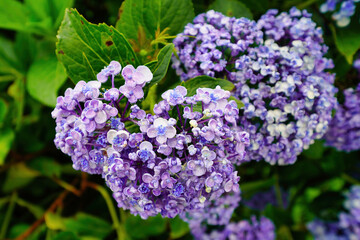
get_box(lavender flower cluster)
[180,190,276,240]
[172,8,337,165]
[325,83,360,151]
[52,61,250,219]
[181,191,242,239]
[320,0,359,27]
[190,215,276,240]
[307,185,360,239]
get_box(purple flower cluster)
[173,8,337,165]
[52,61,249,219]
[191,215,276,240]
[307,185,360,239]
[325,83,360,151]
[181,189,276,240]
[320,0,359,27]
[172,10,263,80]
[181,191,241,238]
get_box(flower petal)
[95,110,107,124]
[107,129,118,143]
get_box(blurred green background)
[0,0,359,239]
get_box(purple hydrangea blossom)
[320,0,359,27]
[97,61,122,83]
[172,10,263,81]
[119,65,153,103]
[105,86,248,219]
[190,213,276,240]
[173,9,337,165]
[161,86,187,106]
[181,191,241,236]
[52,61,250,219]
[307,186,360,239]
[325,83,360,151]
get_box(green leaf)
[332,22,360,64]
[146,43,174,88]
[24,0,53,35]
[0,0,29,32]
[25,0,74,31]
[141,84,158,113]
[8,224,29,239]
[8,77,25,129]
[51,231,81,240]
[9,224,47,240]
[182,75,235,96]
[0,0,73,35]
[0,128,15,165]
[169,216,190,239]
[51,0,75,28]
[56,8,139,84]
[238,0,269,15]
[116,0,194,40]
[45,212,66,230]
[319,178,345,192]
[320,150,345,175]
[28,157,62,178]
[209,0,253,19]
[0,36,20,75]
[0,98,8,125]
[302,140,324,160]
[64,213,112,239]
[125,214,166,239]
[26,57,67,107]
[2,163,40,192]
[14,32,37,73]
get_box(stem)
[341,173,360,185]
[0,191,17,239]
[111,74,115,88]
[117,95,125,105]
[86,182,126,240]
[76,101,83,111]
[274,170,284,209]
[52,177,81,196]
[197,119,210,124]
[122,102,130,118]
[15,179,77,240]
[176,105,183,128]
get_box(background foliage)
[0,0,359,239]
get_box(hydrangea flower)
[190,214,276,240]
[307,186,360,239]
[320,0,359,27]
[97,60,122,84]
[52,61,249,219]
[181,191,242,239]
[173,8,337,165]
[172,10,263,81]
[325,83,360,151]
